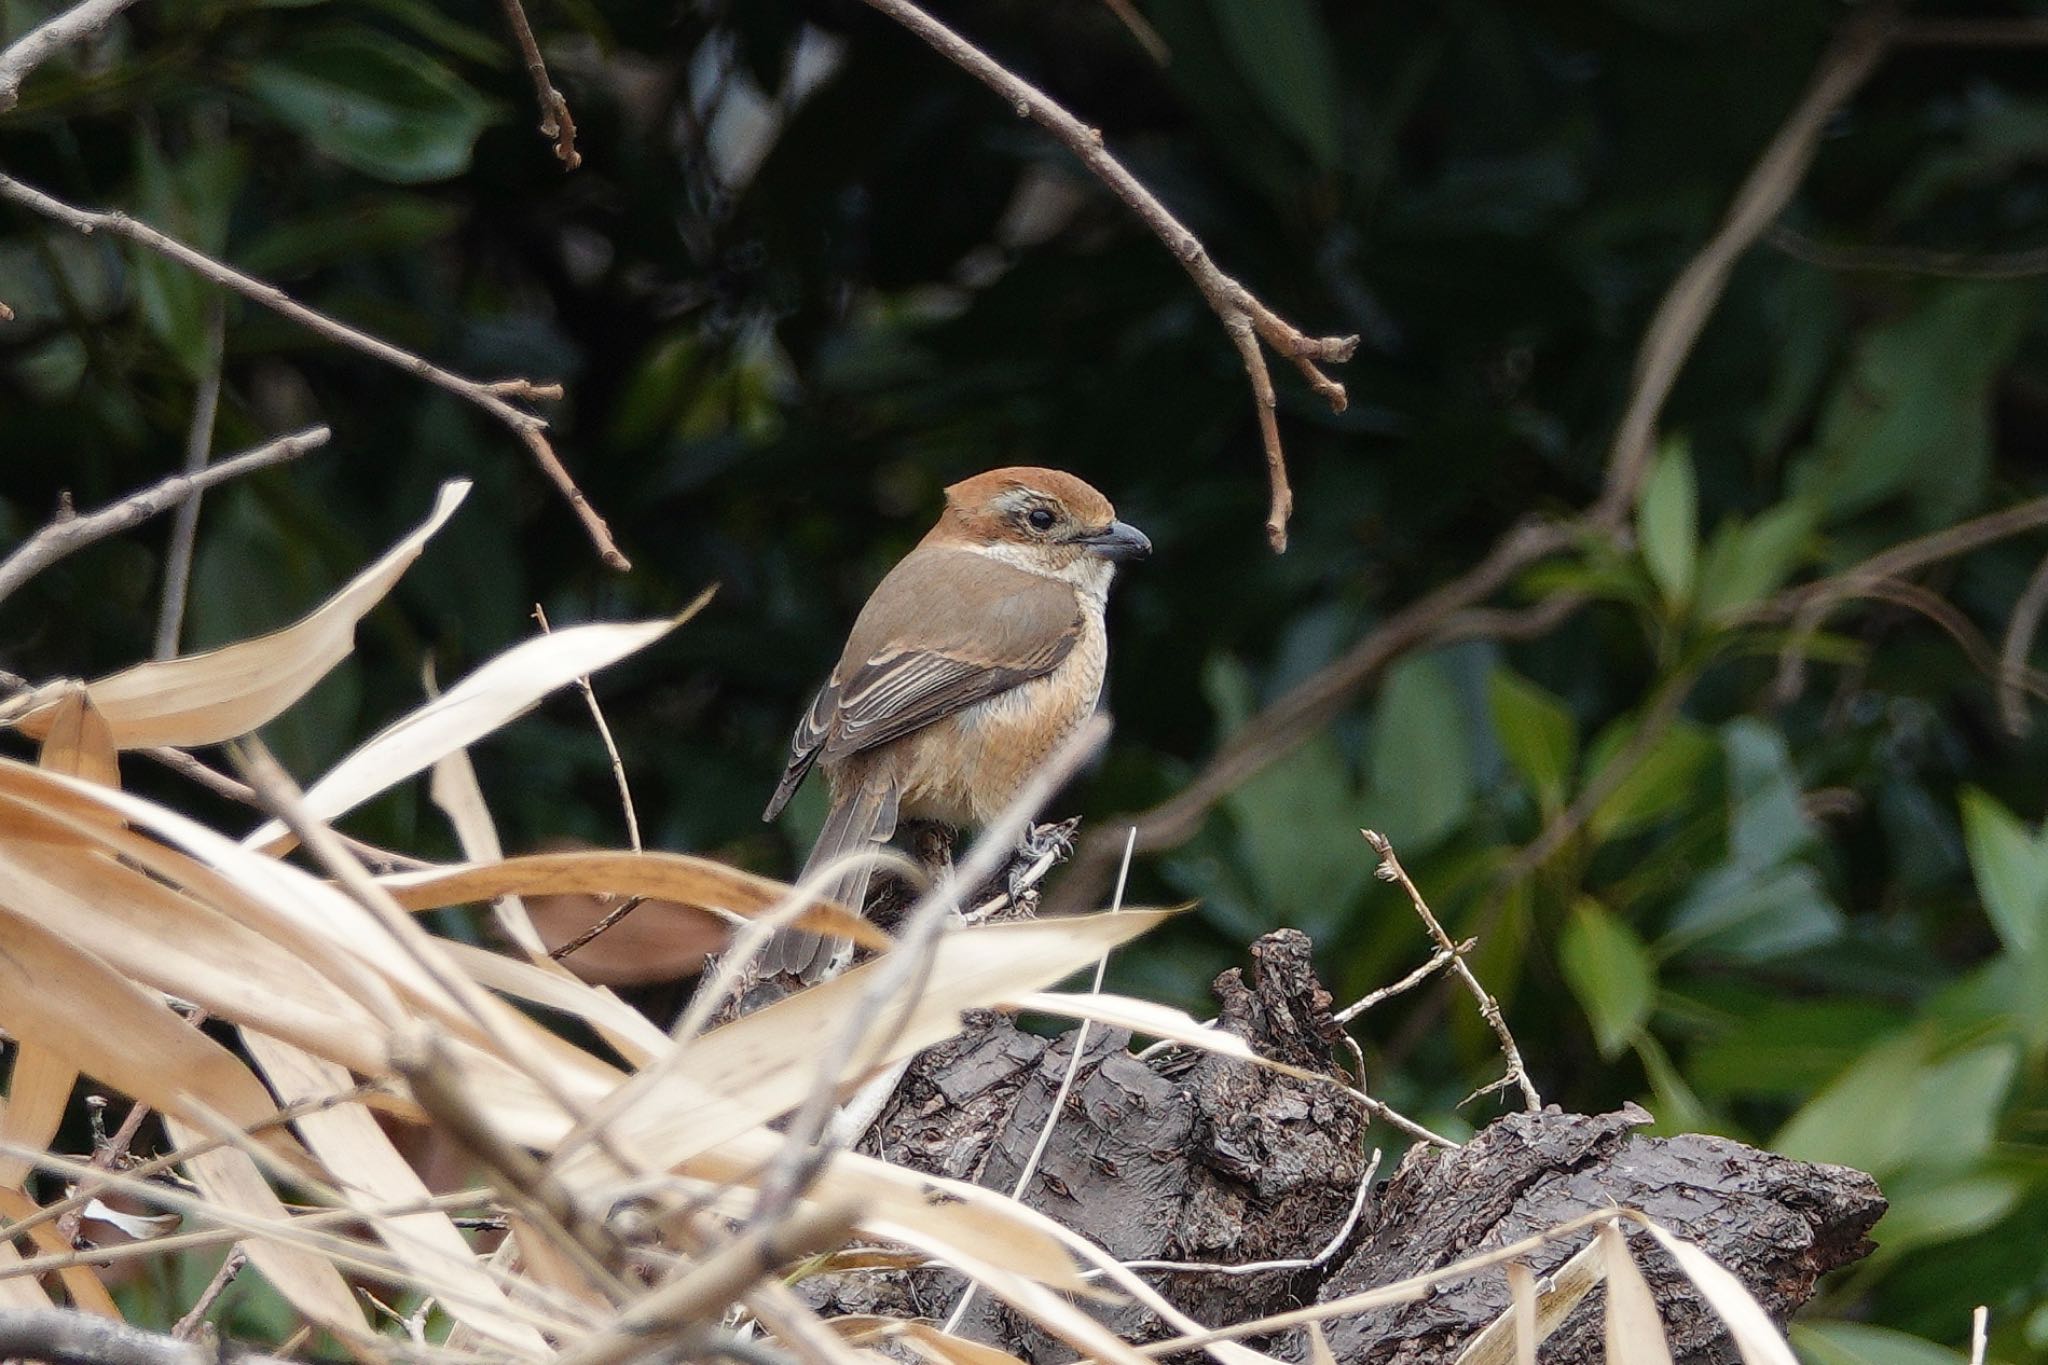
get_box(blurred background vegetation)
[5,0,2048,1358]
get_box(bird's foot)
[1004,817,1080,907]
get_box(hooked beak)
[1076,519,1152,563]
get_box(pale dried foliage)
[0,480,1793,1365]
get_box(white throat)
[966,541,1115,606]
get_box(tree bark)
[806,929,1886,1364]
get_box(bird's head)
[926,467,1150,590]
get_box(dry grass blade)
[1452,1235,1608,1365]
[1601,1222,1675,1365]
[1,481,468,748]
[33,687,118,787]
[1640,1222,1797,1365]
[1008,990,1325,1082]
[244,589,712,851]
[428,718,547,958]
[0,1048,75,1193]
[0,904,294,1158]
[558,910,1178,1183]
[156,1120,377,1345]
[240,1034,552,1354]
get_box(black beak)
[1077,520,1152,562]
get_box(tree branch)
[495,0,580,169]
[0,173,629,570]
[0,0,145,111]
[1054,9,1900,908]
[0,1308,284,1365]
[0,424,328,608]
[859,0,1357,553]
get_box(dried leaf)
[1601,1222,1675,1365]
[378,848,883,950]
[0,1046,75,1190]
[245,592,710,851]
[2,482,469,748]
[34,686,118,787]
[1009,991,1323,1082]
[1509,1261,1536,1365]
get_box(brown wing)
[762,548,1081,820]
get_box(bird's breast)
[886,609,1108,827]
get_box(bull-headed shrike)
[763,467,1150,980]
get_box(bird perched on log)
[762,467,1150,981]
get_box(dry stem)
[0,425,328,608]
[495,0,580,169]
[1364,830,1540,1113]
[0,0,144,110]
[153,297,225,660]
[2000,551,2048,736]
[860,0,1356,552]
[0,173,627,570]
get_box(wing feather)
[761,549,1081,819]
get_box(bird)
[761,467,1150,981]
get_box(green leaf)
[1362,654,1473,853]
[1695,499,1817,617]
[1863,1171,2027,1259]
[237,195,460,276]
[1636,436,1697,609]
[1660,864,1844,962]
[1487,668,1576,812]
[1559,898,1656,1057]
[1958,787,2048,956]
[1791,1321,1968,1365]
[1206,0,1341,171]
[1794,281,2038,527]
[1775,1033,2017,1177]
[243,27,496,184]
[131,137,246,375]
[1689,999,1898,1099]
[1587,717,1717,841]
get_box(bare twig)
[550,1202,858,1365]
[0,1307,284,1365]
[0,425,328,607]
[1894,17,2048,47]
[860,0,1356,552]
[0,0,145,111]
[0,173,627,570]
[1768,224,2048,281]
[169,1248,245,1340]
[495,0,579,168]
[1364,831,1540,1113]
[1593,5,1896,526]
[534,604,640,852]
[153,297,225,660]
[1969,1306,1989,1365]
[2001,552,2048,736]
[1334,941,1466,1024]
[548,896,647,962]
[57,1091,159,1245]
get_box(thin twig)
[0,173,627,570]
[860,0,1356,552]
[1999,552,2048,737]
[1364,830,1540,1113]
[1768,224,2048,281]
[0,425,328,607]
[1334,941,1466,1024]
[1969,1307,1989,1365]
[153,297,225,660]
[1593,4,1897,526]
[0,0,146,110]
[495,0,580,169]
[535,604,640,852]
[169,1248,244,1340]
[941,826,1135,1334]
[0,1307,286,1365]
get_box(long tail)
[762,776,899,982]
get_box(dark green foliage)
[5,0,2048,1356]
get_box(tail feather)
[763,778,898,982]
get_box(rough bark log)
[802,929,1885,1365]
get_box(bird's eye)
[1027,508,1056,532]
